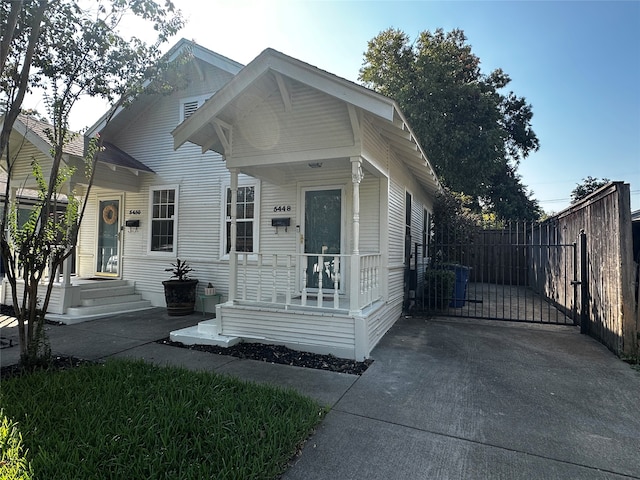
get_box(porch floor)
[236,294,381,314]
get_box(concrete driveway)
[283,316,640,479]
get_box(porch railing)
[236,252,382,312]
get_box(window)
[179,94,210,123]
[224,184,258,254]
[423,209,430,257]
[150,186,178,253]
[404,191,412,263]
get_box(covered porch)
[170,48,439,359]
[170,158,387,361]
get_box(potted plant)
[204,282,216,296]
[162,259,199,316]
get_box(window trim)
[147,185,179,256]
[220,180,260,261]
[179,94,210,123]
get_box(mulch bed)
[1,304,373,377]
[157,338,373,376]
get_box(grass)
[0,359,326,479]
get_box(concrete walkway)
[1,309,639,479]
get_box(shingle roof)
[14,114,153,173]
[97,142,154,173]
[17,114,84,157]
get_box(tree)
[570,176,610,203]
[0,0,185,366]
[359,28,540,220]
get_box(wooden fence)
[546,182,637,356]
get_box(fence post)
[579,230,589,334]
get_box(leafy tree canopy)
[570,176,611,203]
[359,28,541,220]
[0,0,184,366]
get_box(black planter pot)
[162,279,199,316]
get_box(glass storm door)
[304,189,342,291]
[96,198,120,276]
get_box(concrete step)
[80,285,136,300]
[77,279,129,290]
[66,300,152,317]
[48,300,153,325]
[170,321,241,347]
[81,293,143,307]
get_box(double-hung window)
[149,186,178,253]
[224,183,259,255]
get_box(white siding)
[219,303,356,359]
[77,61,237,306]
[232,80,354,158]
[367,301,402,353]
[362,117,390,174]
[359,175,380,254]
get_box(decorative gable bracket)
[274,72,292,113]
[204,118,233,157]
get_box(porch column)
[350,157,364,312]
[62,182,73,286]
[228,168,238,302]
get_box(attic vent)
[179,94,210,123]
[183,100,199,120]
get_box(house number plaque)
[273,206,291,212]
[128,209,141,215]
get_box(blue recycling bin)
[440,264,470,308]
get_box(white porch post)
[350,157,363,313]
[228,168,238,302]
[62,182,73,286]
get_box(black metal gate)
[409,221,581,325]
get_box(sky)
[34,0,640,213]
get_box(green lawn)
[0,359,326,479]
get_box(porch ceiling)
[239,156,383,186]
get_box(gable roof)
[86,38,244,136]
[3,114,152,174]
[171,48,441,194]
[10,114,84,157]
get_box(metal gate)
[410,221,582,325]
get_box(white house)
[2,40,441,360]
[169,45,441,360]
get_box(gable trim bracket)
[206,118,232,157]
[274,72,292,113]
[347,104,361,148]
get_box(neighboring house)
[0,169,71,277]
[0,113,154,312]
[2,39,442,360]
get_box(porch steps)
[170,320,241,348]
[46,280,153,325]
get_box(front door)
[96,198,121,276]
[303,188,343,291]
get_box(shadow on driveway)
[284,316,640,480]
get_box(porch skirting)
[170,299,401,361]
